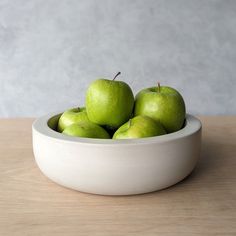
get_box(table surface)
[0,116,235,236]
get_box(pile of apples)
[57,72,186,139]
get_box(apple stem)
[113,72,121,81]
[157,82,161,92]
[128,119,132,127]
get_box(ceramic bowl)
[32,112,201,195]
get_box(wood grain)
[0,117,235,236]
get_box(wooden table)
[0,117,235,235]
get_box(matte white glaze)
[32,113,201,195]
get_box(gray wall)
[0,0,236,117]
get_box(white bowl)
[32,113,201,195]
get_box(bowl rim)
[32,112,201,146]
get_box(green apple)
[113,115,166,139]
[57,107,89,132]
[62,121,110,139]
[86,72,134,128]
[134,83,186,133]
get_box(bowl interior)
[47,113,62,131]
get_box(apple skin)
[113,115,166,139]
[57,107,89,132]
[134,86,186,133]
[86,79,134,129]
[62,121,110,139]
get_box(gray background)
[0,0,235,117]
